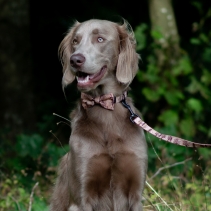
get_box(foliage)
[132,2,211,210]
[0,178,48,211]
[143,165,211,210]
[133,1,211,161]
[0,124,69,210]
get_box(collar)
[81,91,127,110]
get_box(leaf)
[151,29,164,40]
[186,98,203,113]
[158,110,179,126]
[190,38,201,45]
[198,148,210,160]
[142,87,160,102]
[201,68,211,85]
[180,118,195,137]
[164,90,184,105]
[16,134,43,158]
[202,47,211,63]
[134,23,148,51]
[191,1,202,13]
[186,77,199,93]
[32,196,48,211]
[199,33,209,43]
[186,76,211,98]
[172,56,193,76]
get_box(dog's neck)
[80,72,130,110]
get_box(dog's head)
[59,19,139,93]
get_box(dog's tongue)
[89,71,100,80]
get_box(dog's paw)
[68,204,80,211]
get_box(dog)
[50,19,148,211]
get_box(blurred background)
[0,0,211,210]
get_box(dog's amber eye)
[97,37,104,43]
[72,39,78,45]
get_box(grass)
[1,164,210,211]
[1,134,210,211]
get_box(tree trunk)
[149,0,180,67]
[0,0,36,136]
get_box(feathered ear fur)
[58,21,80,90]
[116,20,139,85]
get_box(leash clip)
[121,99,139,123]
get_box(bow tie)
[81,92,127,110]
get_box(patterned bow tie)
[81,92,127,110]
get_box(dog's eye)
[72,39,78,45]
[97,37,104,43]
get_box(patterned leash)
[121,99,211,148]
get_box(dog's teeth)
[85,75,89,82]
[77,75,90,83]
[76,76,79,81]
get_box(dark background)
[1,0,206,134]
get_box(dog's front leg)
[79,203,93,211]
[50,153,71,211]
[79,153,113,211]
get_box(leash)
[121,99,211,148]
[81,91,211,148]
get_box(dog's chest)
[72,105,143,156]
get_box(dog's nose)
[70,54,85,68]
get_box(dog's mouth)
[76,66,107,87]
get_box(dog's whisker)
[53,113,71,123]
[57,121,70,126]
[49,130,67,153]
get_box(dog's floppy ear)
[58,21,80,90]
[116,20,139,85]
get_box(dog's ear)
[58,21,80,90]
[116,20,139,85]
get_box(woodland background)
[0,0,211,210]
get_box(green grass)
[1,163,210,211]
